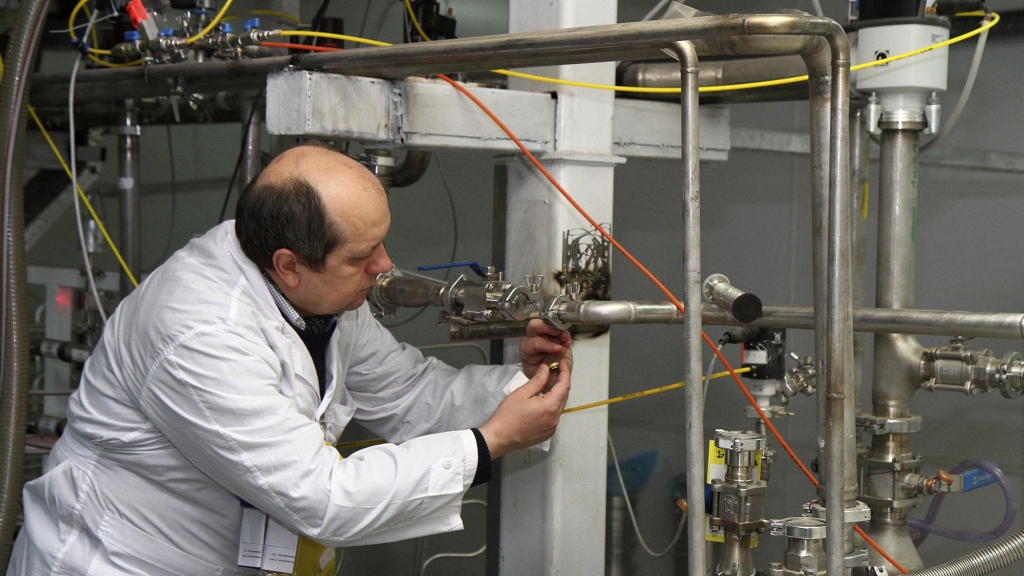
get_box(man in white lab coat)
[8,144,572,575]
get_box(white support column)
[499,1,618,574]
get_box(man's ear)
[272,249,302,288]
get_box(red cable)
[268,42,909,575]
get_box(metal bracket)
[855,414,922,435]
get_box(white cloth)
[8,222,522,576]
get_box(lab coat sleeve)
[341,305,524,444]
[136,326,481,546]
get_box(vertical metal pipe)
[118,100,141,295]
[850,109,868,452]
[240,97,263,188]
[826,27,853,576]
[670,39,705,576]
[805,56,831,510]
[867,126,926,571]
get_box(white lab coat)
[8,222,521,576]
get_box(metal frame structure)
[21,11,860,576]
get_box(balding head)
[235,144,389,273]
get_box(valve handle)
[418,261,488,278]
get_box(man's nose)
[367,246,393,275]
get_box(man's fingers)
[545,369,571,409]
[526,319,569,341]
[525,340,566,358]
[515,364,550,397]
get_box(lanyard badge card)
[237,500,336,576]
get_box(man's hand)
[519,319,573,380]
[478,363,571,459]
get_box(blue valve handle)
[418,261,488,278]
[963,467,998,492]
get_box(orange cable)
[269,42,909,574]
[434,71,908,576]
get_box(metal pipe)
[118,100,141,294]
[850,108,869,481]
[867,125,927,571]
[668,39,706,576]
[31,15,840,104]
[905,529,1024,576]
[0,0,49,566]
[391,151,432,188]
[377,275,446,308]
[540,300,1024,339]
[824,28,853,575]
[240,97,263,189]
[619,55,811,103]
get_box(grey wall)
[21,0,1024,574]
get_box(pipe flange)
[878,108,926,131]
[541,294,572,330]
[855,413,921,435]
[702,273,730,301]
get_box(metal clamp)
[855,414,922,435]
[845,549,869,568]
[807,500,871,524]
[541,294,572,330]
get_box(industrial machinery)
[2,0,1023,574]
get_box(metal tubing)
[118,101,141,295]
[31,15,839,104]
[668,39,706,576]
[867,127,927,571]
[240,98,263,189]
[541,301,1024,339]
[620,55,811,103]
[824,32,853,573]
[378,276,446,308]
[850,109,869,493]
[0,0,49,566]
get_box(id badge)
[237,501,335,576]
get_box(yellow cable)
[186,0,235,43]
[334,366,752,450]
[398,1,998,94]
[25,106,140,287]
[562,367,751,414]
[403,0,431,41]
[68,0,111,55]
[250,9,302,25]
[87,53,143,67]
[278,30,392,47]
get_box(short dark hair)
[235,176,344,273]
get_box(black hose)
[0,0,51,566]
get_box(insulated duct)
[0,0,51,566]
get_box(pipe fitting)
[703,274,763,323]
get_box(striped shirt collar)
[261,271,339,334]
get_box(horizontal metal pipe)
[377,276,446,308]
[31,14,833,105]
[544,301,1024,339]
[620,54,810,103]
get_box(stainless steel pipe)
[31,15,839,105]
[543,301,1024,339]
[668,39,706,576]
[118,101,141,294]
[240,98,263,189]
[867,126,927,571]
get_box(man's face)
[304,218,393,315]
[292,181,393,315]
